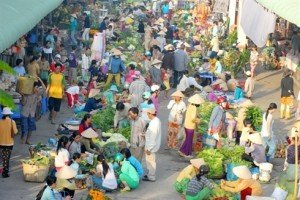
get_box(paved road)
[0,69,294,199]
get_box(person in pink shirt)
[125,64,136,84]
[150,85,160,114]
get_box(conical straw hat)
[81,128,98,139]
[171,90,185,98]
[188,94,205,104]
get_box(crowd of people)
[1,0,300,199]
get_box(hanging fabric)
[240,0,276,47]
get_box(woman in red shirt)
[78,113,93,135]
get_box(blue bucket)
[226,163,239,181]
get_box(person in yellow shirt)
[220,165,262,198]
[174,158,205,194]
[47,63,65,124]
[179,94,205,157]
[27,56,40,78]
[0,107,18,178]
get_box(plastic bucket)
[259,163,273,172]
[225,163,239,181]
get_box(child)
[161,68,170,99]
[92,154,118,191]
[66,81,82,108]
[185,165,215,200]
[114,153,139,192]
[125,64,136,84]
[120,148,144,179]
[70,153,86,180]
[174,158,205,195]
[150,85,160,113]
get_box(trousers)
[145,152,156,181]
[105,73,121,87]
[0,145,13,173]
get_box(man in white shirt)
[143,108,161,182]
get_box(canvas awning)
[256,0,300,27]
[0,0,63,53]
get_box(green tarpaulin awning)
[256,0,300,27]
[0,0,63,53]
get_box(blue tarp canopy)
[0,0,63,53]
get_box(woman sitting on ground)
[114,153,140,192]
[40,176,71,200]
[185,165,215,200]
[120,148,144,179]
[174,158,206,195]
[92,154,117,191]
[78,113,93,135]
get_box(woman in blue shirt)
[234,82,244,101]
[41,176,69,200]
[120,148,144,179]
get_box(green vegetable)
[103,142,119,161]
[75,111,88,119]
[218,146,251,167]
[245,106,263,131]
[92,107,116,132]
[210,187,237,200]
[197,102,218,134]
[22,155,49,166]
[198,149,224,177]
[119,126,131,140]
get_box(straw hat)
[147,108,156,115]
[190,158,206,169]
[2,107,13,115]
[151,84,160,92]
[245,71,251,76]
[151,59,162,66]
[109,85,119,92]
[194,45,201,51]
[111,49,122,56]
[158,31,166,36]
[248,133,263,145]
[71,14,77,19]
[81,128,99,139]
[56,165,76,179]
[171,90,185,98]
[157,17,164,23]
[164,44,174,51]
[188,94,205,104]
[184,42,191,48]
[232,165,252,179]
[88,89,100,98]
[203,86,213,93]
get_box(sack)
[271,186,288,200]
[36,185,47,200]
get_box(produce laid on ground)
[210,187,236,200]
[198,149,224,178]
[79,155,98,172]
[92,106,116,132]
[275,143,287,158]
[198,146,251,178]
[86,189,112,200]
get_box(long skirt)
[179,128,194,156]
[167,122,180,149]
